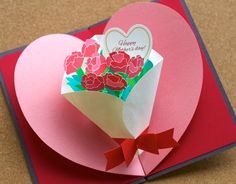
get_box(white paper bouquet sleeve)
[61,30,163,138]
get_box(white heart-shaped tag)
[103,24,152,60]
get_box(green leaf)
[76,84,85,91]
[66,77,74,83]
[107,68,115,74]
[127,78,136,87]
[120,86,132,101]
[114,90,121,97]
[66,76,83,91]
[105,87,116,95]
[118,72,128,79]
[141,60,153,75]
[100,88,107,93]
[72,74,82,82]
[76,68,84,77]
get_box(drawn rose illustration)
[127,55,144,78]
[82,39,100,57]
[103,73,127,91]
[64,51,84,74]
[65,39,153,100]
[106,51,130,73]
[81,73,105,91]
[86,55,107,75]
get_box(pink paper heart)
[104,2,203,174]
[14,2,202,176]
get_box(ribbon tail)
[104,147,124,171]
[156,128,179,148]
[104,139,137,170]
[120,139,137,166]
[136,128,179,154]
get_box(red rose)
[103,73,127,91]
[64,51,84,74]
[81,73,104,91]
[106,51,130,73]
[127,55,144,78]
[86,55,107,75]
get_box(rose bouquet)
[61,35,163,138]
[65,39,153,101]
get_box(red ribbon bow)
[104,128,179,170]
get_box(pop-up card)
[0,0,235,183]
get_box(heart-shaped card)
[14,2,202,176]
